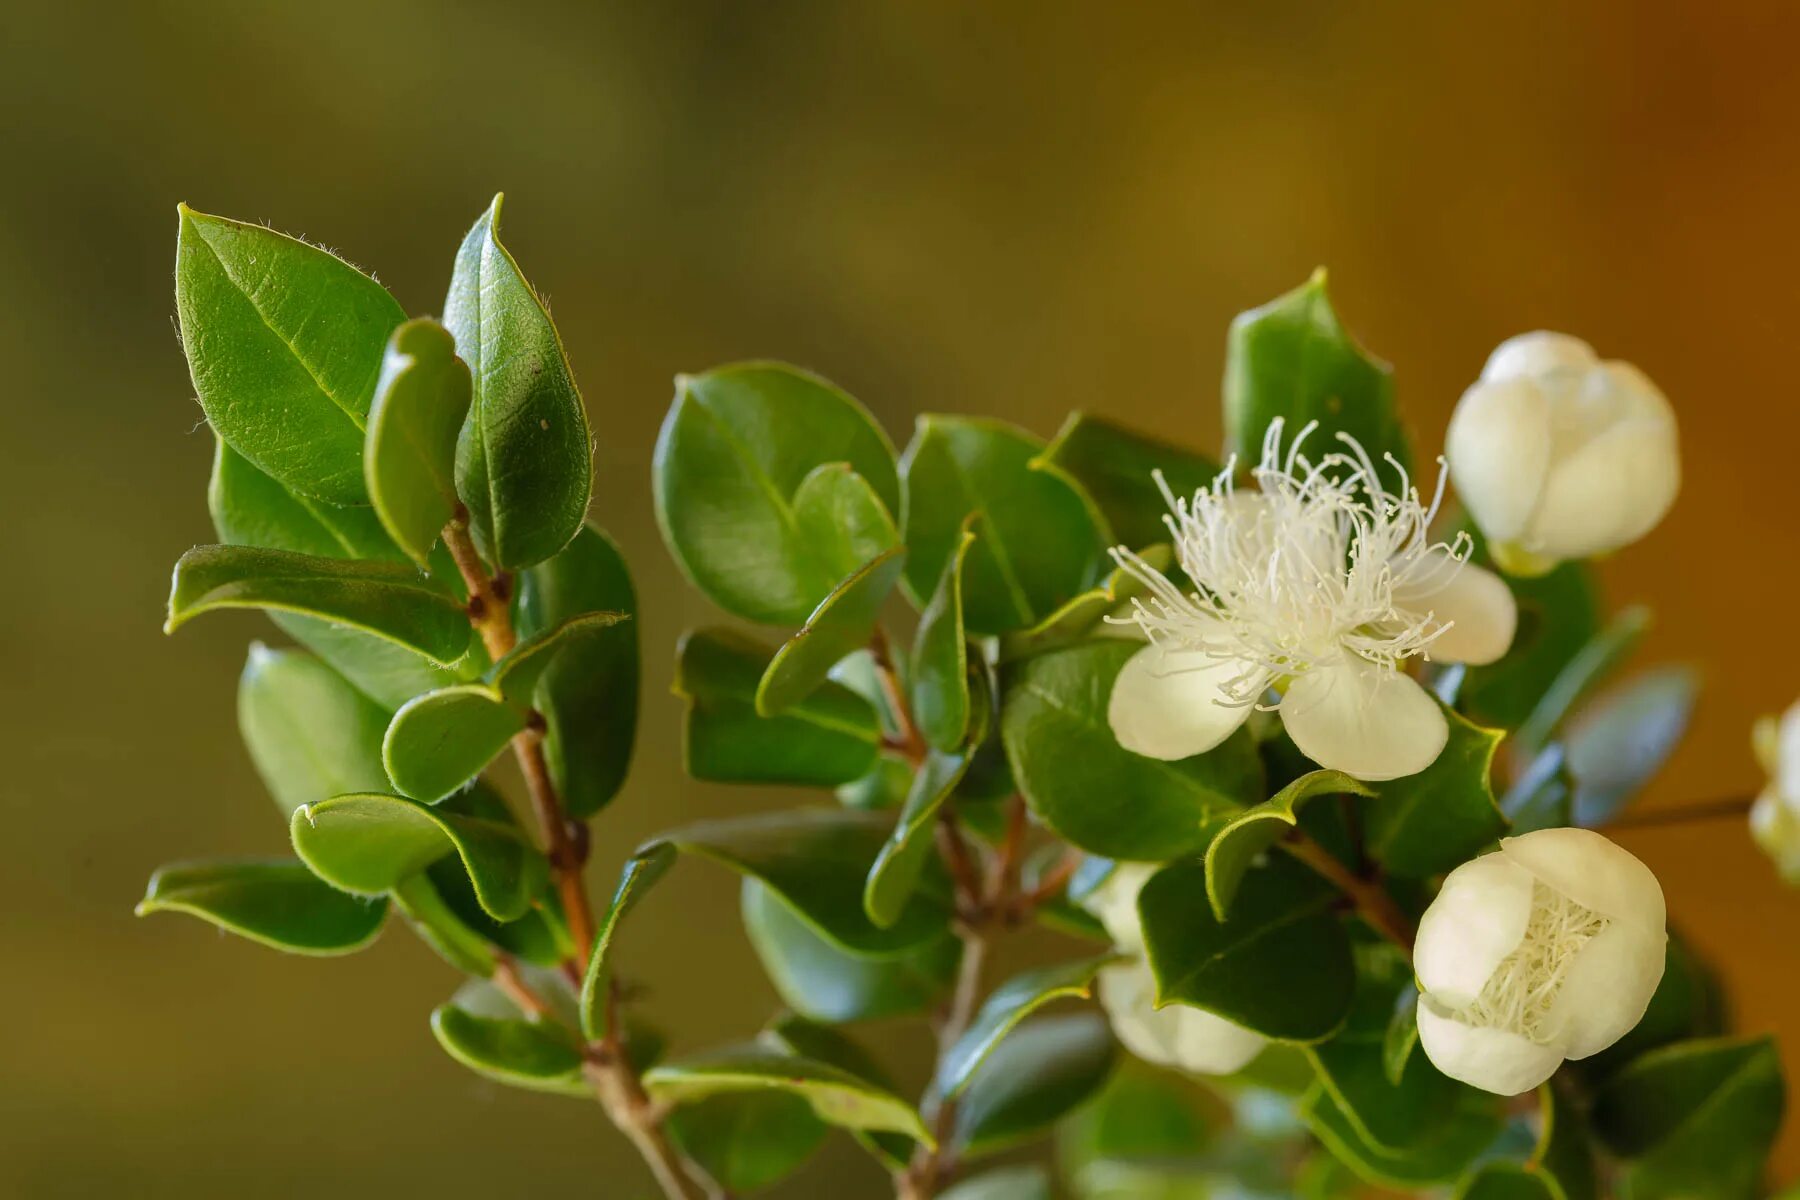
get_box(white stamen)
[1458,882,1609,1043]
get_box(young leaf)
[654,363,899,624]
[364,318,472,567]
[175,206,405,504]
[665,1092,828,1194]
[910,519,975,751]
[137,858,388,956]
[579,845,678,1040]
[238,643,391,817]
[1204,769,1374,921]
[995,544,1173,663]
[1034,412,1220,551]
[864,745,978,928]
[429,1003,588,1096]
[644,1046,933,1143]
[937,956,1112,1098]
[1364,702,1507,878]
[791,462,902,579]
[443,194,592,569]
[381,684,525,803]
[757,547,908,716]
[490,610,631,702]
[900,415,1107,634]
[1566,666,1698,826]
[953,1012,1116,1157]
[1002,641,1262,860]
[166,544,471,666]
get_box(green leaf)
[864,745,976,928]
[1383,983,1421,1087]
[938,957,1112,1098]
[1301,1083,1501,1189]
[1223,269,1408,493]
[1364,702,1507,877]
[1002,641,1261,860]
[390,872,497,977]
[518,525,641,817]
[443,195,592,569]
[1204,769,1373,921]
[911,519,975,750]
[166,544,472,666]
[1501,745,1576,835]
[1514,605,1652,757]
[381,684,525,803]
[137,858,388,955]
[757,548,908,716]
[491,609,632,702]
[743,879,961,1023]
[1056,1063,1220,1180]
[666,1092,828,1194]
[1034,412,1220,550]
[654,363,899,624]
[579,845,678,1039]
[954,1012,1117,1157]
[676,628,881,787]
[837,753,914,812]
[363,318,473,568]
[175,206,406,504]
[290,792,548,921]
[1461,557,1602,729]
[1140,856,1354,1041]
[762,1016,917,1171]
[209,435,402,563]
[1534,1082,1599,1200]
[941,1167,1053,1200]
[418,785,568,969]
[429,1002,588,1097]
[642,808,951,956]
[1454,1163,1556,1199]
[1590,1035,1784,1200]
[1566,666,1698,826]
[238,643,391,817]
[644,1046,932,1143]
[995,545,1173,663]
[901,415,1107,634]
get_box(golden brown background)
[2,2,1796,1195]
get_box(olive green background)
[3,2,1797,1195]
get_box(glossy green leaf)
[429,1002,588,1097]
[1301,1083,1501,1190]
[1461,557,1602,729]
[743,879,961,1023]
[757,548,907,716]
[1514,605,1651,757]
[1383,983,1421,1086]
[1204,769,1372,920]
[238,643,390,817]
[1501,744,1576,835]
[995,544,1173,663]
[1056,1062,1221,1182]
[1364,702,1507,877]
[1140,857,1353,1041]
[901,415,1107,634]
[518,525,640,816]
[579,845,677,1040]
[654,363,900,624]
[938,957,1112,1098]
[1590,1035,1784,1200]
[381,685,524,804]
[864,745,975,928]
[643,808,951,955]
[1002,641,1261,860]
[1533,1082,1599,1200]
[175,206,405,504]
[390,872,498,977]
[491,610,631,702]
[290,792,547,921]
[209,435,401,562]
[954,1012,1117,1157]
[1566,666,1698,826]
[443,195,592,569]
[137,858,388,955]
[166,544,471,666]
[420,785,568,969]
[1454,1163,1556,1199]
[666,1091,828,1194]
[763,1016,917,1170]
[910,519,975,750]
[837,753,914,812]
[1034,412,1220,550]
[676,628,881,786]
[363,318,472,567]
[1223,270,1408,493]
[644,1046,932,1143]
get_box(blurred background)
[3,2,1798,1194]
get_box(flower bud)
[1446,332,1679,574]
[1751,701,1800,882]
[1082,863,1268,1075]
[1413,827,1666,1095]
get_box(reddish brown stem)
[1608,795,1756,830]
[1281,833,1417,953]
[870,626,927,765]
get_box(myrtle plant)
[142,200,1790,1200]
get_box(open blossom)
[1084,864,1267,1075]
[1106,420,1516,782]
[1751,701,1800,882]
[1446,332,1679,575]
[1415,828,1667,1096]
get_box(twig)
[935,817,985,921]
[492,955,553,1021]
[870,626,926,765]
[1009,850,1081,923]
[1608,795,1756,831]
[989,795,1028,906]
[1280,833,1416,953]
[585,1051,712,1200]
[898,924,989,1200]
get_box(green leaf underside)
[1365,702,1507,878]
[138,858,388,955]
[1205,769,1374,921]
[1501,744,1576,836]
[290,792,547,921]
[389,872,499,976]
[238,644,391,817]
[382,685,525,803]
[911,521,975,751]
[953,1012,1117,1157]
[176,206,405,505]
[764,1016,918,1170]
[864,745,976,928]
[580,845,678,1040]
[757,547,908,716]
[995,544,1173,663]
[429,1003,588,1096]
[167,544,471,666]
[666,1092,829,1193]
[644,1047,932,1143]
[1034,412,1220,551]
[938,957,1112,1098]
[419,789,566,970]
[901,415,1107,634]
[677,628,880,787]
[1140,857,1354,1041]
[1002,641,1262,860]
[1566,666,1698,827]
[1514,604,1652,757]
[443,194,592,569]
[364,317,473,567]
[654,363,899,625]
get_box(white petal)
[1414,852,1536,1008]
[1527,418,1679,560]
[1081,863,1157,952]
[1546,922,1668,1060]
[1775,702,1800,800]
[1098,960,1267,1076]
[1481,332,1599,383]
[1446,377,1553,545]
[1107,644,1261,762]
[1393,553,1517,667]
[1500,828,1666,936]
[1279,658,1448,782]
[1416,998,1566,1096]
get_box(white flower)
[1751,701,1800,882]
[1414,828,1667,1096]
[1106,419,1517,782]
[1446,332,1679,575]
[1083,864,1268,1075]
